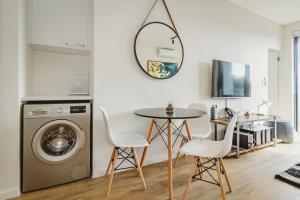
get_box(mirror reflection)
[134,22,184,79]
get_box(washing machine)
[22,102,91,192]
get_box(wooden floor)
[12,136,300,200]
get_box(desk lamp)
[257,100,272,116]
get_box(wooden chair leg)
[132,148,147,190]
[107,148,117,197]
[131,148,140,176]
[105,148,115,176]
[216,158,227,200]
[220,158,232,192]
[173,137,185,167]
[183,163,198,200]
[197,157,203,179]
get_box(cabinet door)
[31,0,89,50]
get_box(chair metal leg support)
[183,157,231,200]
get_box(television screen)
[211,60,251,97]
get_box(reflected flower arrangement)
[147,61,178,79]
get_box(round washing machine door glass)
[32,120,85,164]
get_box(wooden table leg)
[183,120,192,140]
[173,137,185,166]
[174,121,193,167]
[140,119,155,167]
[168,119,173,200]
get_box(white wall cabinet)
[30,0,90,51]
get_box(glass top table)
[134,108,206,119]
[134,107,206,199]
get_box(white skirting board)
[0,189,19,200]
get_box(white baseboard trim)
[0,189,20,200]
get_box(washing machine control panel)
[70,106,87,114]
[26,107,52,118]
[24,103,90,118]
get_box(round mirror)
[134,22,184,79]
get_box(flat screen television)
[211,60,251,98]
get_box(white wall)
[0,0,22,199]
[268,49,280,115]
[280,21,300,124]
[29,50,90,96]
[93,0,282,177]
[18,0,27,98]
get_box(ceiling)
[227,0,300,25]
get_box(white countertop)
[21,96,93,101]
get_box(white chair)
[180,115,237,200]
[174,102,211,166]
[100,107,149,197]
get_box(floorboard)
[12,135,300,200]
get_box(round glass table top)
[134,108,206,119]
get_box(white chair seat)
[112,132,149,148]
[180,139,224,158]
[180,131,211,140]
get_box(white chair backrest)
[187,103,211,138]
[100,106,116,146]
[218,115,238,157]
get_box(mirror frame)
[134,21,184,80]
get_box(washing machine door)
[32,120,85,164]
